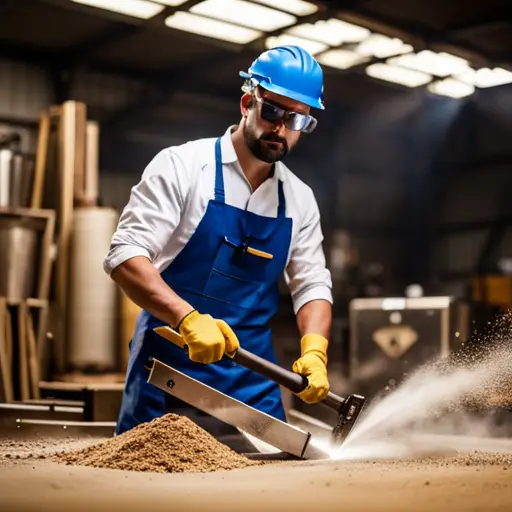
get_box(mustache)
[260,134,288,152]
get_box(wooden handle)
[153,326,186,349]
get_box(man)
[104,45,333,439]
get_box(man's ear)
[240,93,254,117]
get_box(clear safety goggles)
[252,88,318,134]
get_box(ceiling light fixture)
[388,50,471,77]
[287,18,371,46]
[152,0,189,5]
[250,0,318,16]
[165,11,262,44]
[366,63,433,87]
[355,34,413,59]
[190,0,296,32]
[427,78,475,98]
[456,67,512,88]
[317,49,369,70]
[265,34,328,55]
[70,0,164,19]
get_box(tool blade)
[146,358,324,459]
[332,394,366,446]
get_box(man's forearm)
[296,299,332,339]
[111,256,193,328]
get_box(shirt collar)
[219,125,287,182]
[220,125,238,164]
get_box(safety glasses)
[253,90,318,134]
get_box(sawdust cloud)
[331,308,512,461]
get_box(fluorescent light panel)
[388,50,470,77]
[355,34,413,59]
[366,63,432,87]
[456,67,512,88]
[428,78,475,99]
[152,0,189,5]
[317,49,369,70]
[287,18,370,46]
[250,0,318,16]
[165,11,262,44]
[266,34,328,55]
[190,0,296,32]
[71,0,164,18]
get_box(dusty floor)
[0,436,511,512]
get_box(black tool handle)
[234,347,308,393]
[233,347,343,411]
[153,326,346,412]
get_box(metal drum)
[0,216,39,298]
[0,149,34,208]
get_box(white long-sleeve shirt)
[103,126,332,314]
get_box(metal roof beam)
[443,9,512,39]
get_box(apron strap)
[214,137,225,203]
[277,180,286,218]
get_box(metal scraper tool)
[145,357,327,459]
[150,326,366,456]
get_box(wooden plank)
[26,310,41,399]
[26,298,48,308]
[84,121,99,207]
[27,298,48,308]
[73,102,87,205]
[31,113,50,209]
[5,306,13,377]
[40,381,125,391]
[36,301,50,380]
[36,209,55,300]
[53,101,78,373]
[0,298,14,402]
[17,302,30,401]
[0,206,55,220]
[5,298,47,307]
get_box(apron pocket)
[204,269,263,309]
[213,237,273,283]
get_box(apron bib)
[117,137,293,434]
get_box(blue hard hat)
[239,45,325,110]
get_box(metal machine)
[349,296,469,399]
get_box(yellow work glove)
[292,333,330,404]
[177,310,240,364]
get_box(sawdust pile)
[56,413,262,473]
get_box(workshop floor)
[0,437,511,512]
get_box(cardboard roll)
[68,207,119,371]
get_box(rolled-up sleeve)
[285,187,333,314]
[103,149,189,275]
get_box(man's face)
[242,88,310,163]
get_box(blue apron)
[116,137,293,435]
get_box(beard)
[243,120,289,163]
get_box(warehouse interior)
[1,0,512,510]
